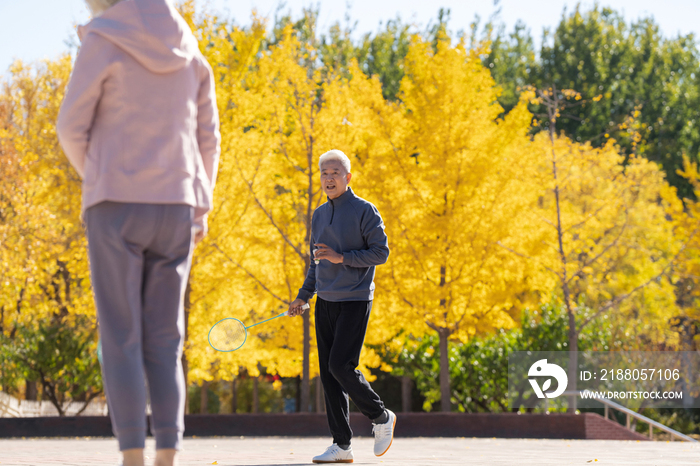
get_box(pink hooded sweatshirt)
[57,0,220,231]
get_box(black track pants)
[315,297,385,445]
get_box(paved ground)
[1,436,699,465]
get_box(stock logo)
[528,359,568,399]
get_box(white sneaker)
[372,409,396,456]
[312,444,354,464]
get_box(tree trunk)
[401,375,412,413]
[182,351,189,415]
[301,311,311,412]
[315,376,324,412]
[435,261,452,412]
[295,376,301,412]
[303,132,314,414]
[200,380,209,414]
[682,350,693,408]
[232,377,238,413]
[0,304,3,392]
[42,380,66,417]
[183,278,192,414]
[252,376,259,413]
[438,329,451,412]
[25,380,37,401]
[567,318,578,412]
[544,93,578,413]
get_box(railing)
[0,391,108,418]
[561,390,697,442]
[0,392,21,417]
[0,392,21,418]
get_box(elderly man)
[289,149,395,464]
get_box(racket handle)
[284,302,310,316]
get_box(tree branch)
[233,153,305,258]
[211,243,290,306]
[496,241,560,276]
[580,221,700,329]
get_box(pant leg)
[86,202,155,451]
[328,300,385,420]
[141,204,193,451]
[315,297,353,445]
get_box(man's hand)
[314,243,344,264]
[288,298,308,317]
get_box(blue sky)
[1,0,699,74]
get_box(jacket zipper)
[329,198,335,224]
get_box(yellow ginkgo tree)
[0,57,99,405]
[354,34,548,412]
[184,12,390,411]
[515,86,694,409]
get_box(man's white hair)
[85,0,124,17]
[318,149,351,174]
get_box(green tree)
[0,315,103,416]
[380,300,611,413]
[484,20,537,113]
[318,8,466,102]
[539,6,700,199]
[487,5,700,199]
[319,16,413,101]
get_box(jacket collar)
[328,186,355,206]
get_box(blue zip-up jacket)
[296,187,389,302]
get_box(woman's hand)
[194,229,205,245]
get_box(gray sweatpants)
[85,201,194,451]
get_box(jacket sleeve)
[296,222,317,302]
[56,33,113,178]
[342,204,390,268]
[194,58,221,230]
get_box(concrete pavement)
[1,436,699,465]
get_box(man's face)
[320,159,352,200]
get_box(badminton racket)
[208,303,310,352]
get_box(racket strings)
[209,319,247,351]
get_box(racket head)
[208,317,247,352]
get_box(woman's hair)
[85,0,124,17]
[318,149,351,174]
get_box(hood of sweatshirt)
[77,0,200,74]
